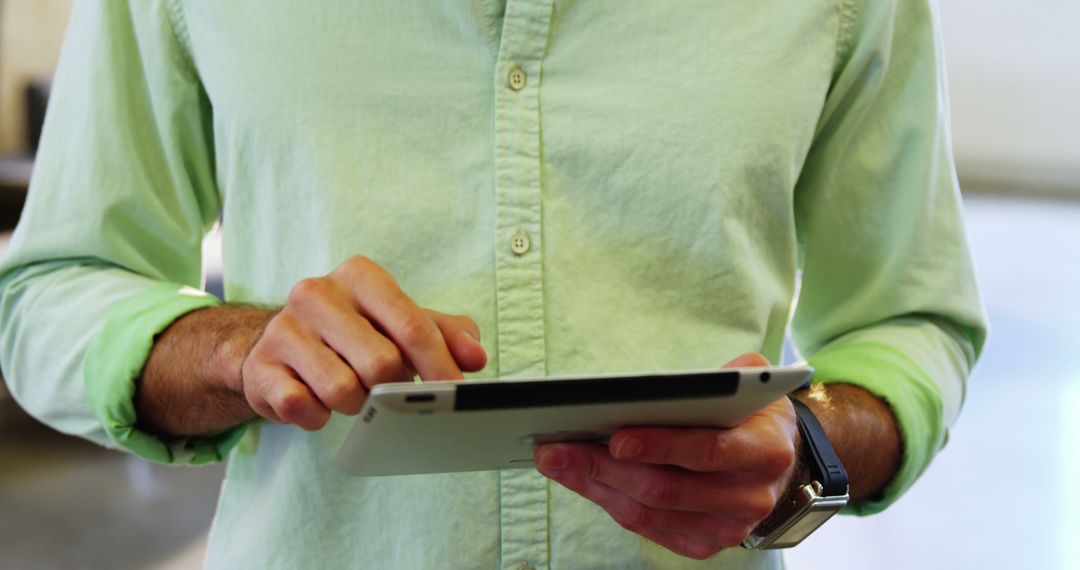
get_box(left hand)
[534,353,800,560]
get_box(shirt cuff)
[805,340,945,516]
[83,282,247,464]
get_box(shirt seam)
[545,479,552,570]
[834,0,860,75]
[162,0,197,71]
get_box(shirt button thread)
[510,229,531,256]
[508,66,527,91]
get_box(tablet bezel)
[336,365,812,477]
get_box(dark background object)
[26,79,50,154]
[0,77,49,231]
[0,154,31,230]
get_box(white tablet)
[336,365,812,477]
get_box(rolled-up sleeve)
[0,0,243,464]
[791,0,988,514]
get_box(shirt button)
[510,229,531,256]
[508,66,527,91]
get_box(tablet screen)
[454,371,740,411]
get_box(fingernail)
[463,328,481,343]
[539,447,568,470]
[615,437,643,459]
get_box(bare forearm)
[136,305,275,437]
[793,383,902,504]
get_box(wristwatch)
[742,397,849,550]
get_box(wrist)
[744,396,850,549]
[208,306,278,394]
[759,417,812,532]
[793,382,902,503]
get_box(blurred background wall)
[0,0,73,154]
[941,0,1080,195]
[6,0,1078,193]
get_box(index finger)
[340,259,463,381]
[609,426,795,476]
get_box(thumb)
[425,310,488,374]
[723,352,770,368]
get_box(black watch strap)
[791,398,848,496]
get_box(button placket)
[492,0,552,381]
[493,1,556,569]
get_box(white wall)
[940,0,1080,193]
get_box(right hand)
[241,256,487,430]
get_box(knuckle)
[288,277,330,307]
[365,347,404,383]
[584,455,603,482]
[337,256,367,279]
[395,310,437,348]
[450,313,480,333]
[345,255,374,271]
[702,434,728,470]
[744,490,778,522]
[340,255,385,284]
[637,477,681,508]
[303,409,332,431]
[250,400,276,421]
[257,315,303,352]
[242,354,279,391]
[322,376,358,408]
[621,503,654,529]
[273,389,310,422]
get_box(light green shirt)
[0,1,986,568]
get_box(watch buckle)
[741,481,849,550]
